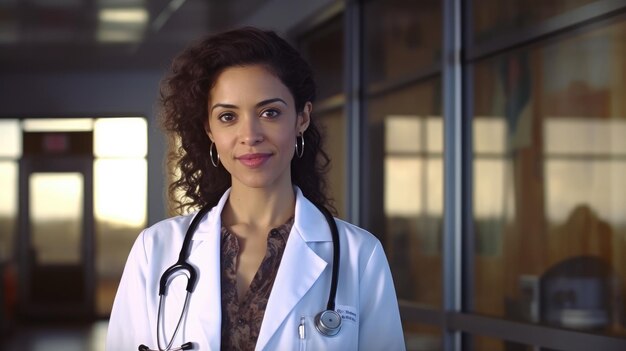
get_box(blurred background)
[1,0,626,350]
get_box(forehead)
[209,65,294,104]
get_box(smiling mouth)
[237,153,271,168]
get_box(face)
[206,64,311,191]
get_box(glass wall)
[294,0,626,348]
[364,0,441,86]
[472,10,626,339]
[367,80,443,306]
[363,0,443,308]
[404,322,442,351]
[298,14,348,218]
[472,0,600,44]
[312,0,626,349]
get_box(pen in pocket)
[299,316,306,351]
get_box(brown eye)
[218,113,235,122]
[261,109,280,119]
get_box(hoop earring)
[295,133,305,158]
[210,141,220,167]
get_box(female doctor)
[106,27,405,351]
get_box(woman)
[106,27,405,351]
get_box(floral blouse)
[220,218,294,350]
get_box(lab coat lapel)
[185,189,231,350]
[255,189,331,350]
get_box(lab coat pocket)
[297,310,358,351]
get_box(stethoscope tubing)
[157,292,191,351]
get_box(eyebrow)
[210,98,288,113]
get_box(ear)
[204,120,213,141]
[297,101,312,134]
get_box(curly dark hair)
[160,27,333,214]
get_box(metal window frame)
[442,0,464,350]
[344,0,363,225]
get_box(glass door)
[18,155,94,320]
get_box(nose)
[238,114,264,145]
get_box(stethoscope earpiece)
[314,309,342,337]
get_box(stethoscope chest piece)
[314,310,342,337]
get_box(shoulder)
[334,218,380,248]
[333,218,387,271]
[131,212,200,258]
[141,213,195,240]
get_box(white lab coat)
[106,187,405,350]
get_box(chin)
[233,176,279,190]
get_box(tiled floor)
[1,320,108,351]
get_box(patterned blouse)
[220,218,294,350]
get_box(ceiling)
[0,0,270,72]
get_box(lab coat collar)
[191,186,332,243]
[256,187,330,350]
[184,189,230,350]
[293,186,333,243]
[190,187,231,241]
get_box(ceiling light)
[99,8,148,24]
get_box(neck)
[223,182,296,230]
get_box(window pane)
[94,159,147,227]
[0,162,17,261]
[472,19,626,336]
[404,322,441,351]
[94,117,147,157]
[30,173,83,264]
[367,78,442,306]
[0,119,21,158]
[298,15,343,100]
[318,108,347,218]
[472,0,603,45]
[94,158,146,315]
[364,0,441,86]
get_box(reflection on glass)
[403,322,441,351]
[23,118,93,132]
[30,173,83,264]
[317,109,347,218]
[472,20,626,338]
[0,119,21,158]
[544,118,626,155]
[472,0,600,44]
[0,162,17,260]
[474,117,506,154]
[385,157,421,216]
[368,79,442,307]
[298,15,343,100]
[364,0,441,85]
[94,117,147,158]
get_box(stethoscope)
[139,203,341,351]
